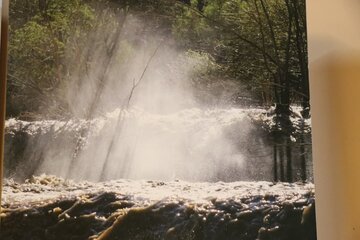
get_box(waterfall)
[4,106,311,182]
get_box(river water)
[4,106,311,182]
[1,175,316,240]
[1,107,315,239]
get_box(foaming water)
[5,107,285,182]
[1,174,316,240]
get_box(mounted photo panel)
[0,0,324,239]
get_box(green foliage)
[185,50,220,76]
[173,0,309,107]
[8,0,96,117]
[7,0,309,119]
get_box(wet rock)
[59,192,117,219]
[257,227,268,240]
[1,179,316,240]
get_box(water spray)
[67,12,128,179]
[99,41,163,181]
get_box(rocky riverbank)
[1,175,316,240]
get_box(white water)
[5,106,311,182]
[3,174,315,206]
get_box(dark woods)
[7,0,311,182]
[177,0,311,183]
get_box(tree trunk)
[300,122,307,182]
[273,144,278,182]
[286,138,293,182]
[279,143,285,182]
[291,0,310,118]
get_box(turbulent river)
[4,107,312,182]
[1,175,316,240]
[1,107,315,240]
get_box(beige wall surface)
[307,1,360,240]
[307,0,360,60]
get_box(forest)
[6,0,311,183]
